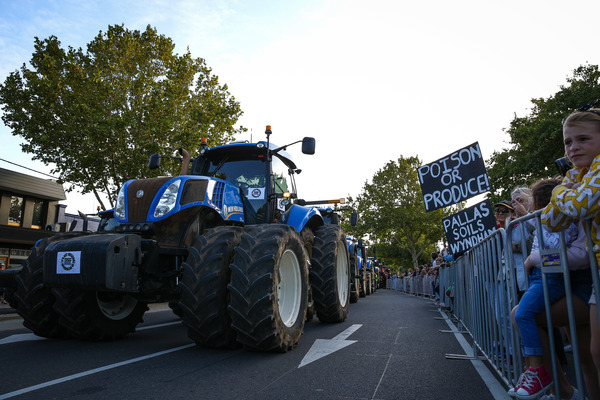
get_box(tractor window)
[204,158,269,224]
[271,156,294,195]
[271,156,296,219]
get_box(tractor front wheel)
[180,226,242,349]
[228,225,308,352]
[53,289,148,341]
[13,232,90,338]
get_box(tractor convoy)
[2,126,381,352]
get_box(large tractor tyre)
[53,289,148,341]
[366,271,372,295]
[359,268,367,298]
[13,232,90,338]
[168,300,183,318]
[349,253,360,304]
[300,228,315,322]
[179,227,242,349]
[306,285,315,322]
[310,225,350,323]
[228,225,308,352]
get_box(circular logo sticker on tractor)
[251,189,261,198]
[61,252,76,271]
[136,190,144,198]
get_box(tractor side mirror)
[350,212,358,226]
[149,154,161,170]
[302,137,316,155]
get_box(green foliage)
[487,63,600,200]
[346,156,455,270]
[0,24,245,209]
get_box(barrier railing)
[393,211,600,399]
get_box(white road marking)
[439,310,508,399]
[137,320,181,330]
[0,321,181,345]
[0,343,195,399]
[0,333,46,345]
[298,324,362,368]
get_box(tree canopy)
[0,24,245,209]
[487,63,600,201]
[344,156,456,270]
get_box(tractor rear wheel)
[310,225,350,323]
[180,226,242,349]
[349,252,359,303]
[359,268,366,298]
[300,228,315,322]
[228,225,308,352]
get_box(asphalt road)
[0,290,508,400]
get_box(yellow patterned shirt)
[541,154,600,263]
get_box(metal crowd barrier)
[392,210,600,399]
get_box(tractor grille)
[212,181,225,209]
[127,177,171,221]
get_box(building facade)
[0,167,99,268]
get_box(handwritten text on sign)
[442,200,497,255]
[418,142,490,212]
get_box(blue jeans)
[514,268,565,357]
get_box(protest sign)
[418,142,490,212]
[442,200,497,255]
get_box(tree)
[487,63,600,200]
[0,24,245,210]
[345,156,455,270]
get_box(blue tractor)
[9,126,350,352]
[296,198,361,303]
[354,238,372,296]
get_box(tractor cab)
[191,138,308,224]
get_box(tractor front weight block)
[43,233,142,293]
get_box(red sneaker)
[508,372,525,397]
[515,366,552,399]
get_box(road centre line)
[0,343,195,399]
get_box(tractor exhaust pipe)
[179,148,191,175]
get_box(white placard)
[248,187,265,200]
[56,251,81,274]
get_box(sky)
[1,0,599,214]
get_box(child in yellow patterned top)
[541,105,600,399]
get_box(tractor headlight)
[154,179,181,218]
[114,186,126,220]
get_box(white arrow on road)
[298,324,362,368]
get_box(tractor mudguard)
[281,204,323,233]
[346,241,356,257]
[43,233,142,293]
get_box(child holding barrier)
[509,178,588,400]
[542,104,600,400]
